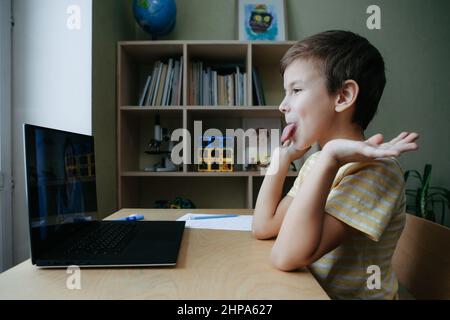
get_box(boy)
[252,30,419,300]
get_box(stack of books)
[189,61,247,106]
[138,58,183,107]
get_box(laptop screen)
[24,124,99,259]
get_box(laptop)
[23,124,185,268]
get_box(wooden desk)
[0,209,329,300]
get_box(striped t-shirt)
[287,151,406,300]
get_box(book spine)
[235,66,240,106]
[145,61,159,106]
[243,72,247,106]
[252,68,261,106]
[213,70,218,106]
[178,58,183,106]
[156,63,168,106]
[151,62,163,106]
[139,75,152,107]
[199,61,203,105]
[171,60,180,106]
[162,58,173,106]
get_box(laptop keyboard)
[67,222,138,256]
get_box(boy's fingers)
[390,132,409,144]
[403,132,419,142]
[366,133,384,146]
[400,142,419,152]
[392,142,419,154]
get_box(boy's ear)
[334,80,359,113]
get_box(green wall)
[92,0,135,217]
[93,0,450,224]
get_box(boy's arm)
[252,148,292,239]
[270,133,419,271]
[270,152,357,270]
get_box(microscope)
[145,114,178,172]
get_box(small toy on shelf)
[154,197,196,209]
[197,136,234,172]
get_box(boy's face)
[280,58,336,150]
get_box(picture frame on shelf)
[238,0,287,41]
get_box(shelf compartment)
[118,42,184,107]
[186,43,249,107]
[120,106,184,116]
[119,110,183,172]
[251,42,295,106]
[120,176,248,209]
[120,171,299,177]
[186,106,281,118]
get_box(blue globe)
[133,0,176,39]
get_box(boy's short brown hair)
[280,30,386,130]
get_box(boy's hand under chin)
[279,139,310,162]
[322,132,420,166]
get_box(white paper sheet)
[177,213,253,231]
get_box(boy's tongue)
[281,123,297,143]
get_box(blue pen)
[115,214,145,221]
[190,214,239,220]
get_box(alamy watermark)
[367,265,381,290]
[169,121,284,175]
[66,265,81,290]
[66,5,81,30]
[366,5,381,30]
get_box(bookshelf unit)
[118,40,305,209]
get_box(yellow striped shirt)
[287,151,406,300]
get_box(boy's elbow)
[252,223,275,240]
[252,226,269,240]
[270,248,309,271]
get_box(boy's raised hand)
[280,140,311,163]
[322,132,419,166]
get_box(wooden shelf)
[120,106,280,110]
[117,41,295,209]
[120,106,281,118]
[121,171,298,177]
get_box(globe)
[133,0,177,39]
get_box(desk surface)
[0,209,329,300]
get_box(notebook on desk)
[177,213,253,231]
[23,124,185,268]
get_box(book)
[227,74,234,106]
[177,59,183,105]
[243,72,247,106]
[235,66,240,106]
[252,67,266,106]
[151,62,163,106]
[139,75,152,106]
[165,64,174,106]
[145,61,160,106]
[207,67,213,106]
[212,70,218,106]
[155,63,168,106]
[199,61,203,105]
[171,60,180,106]
[162,58,173,106]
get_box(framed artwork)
[238,0,287,41]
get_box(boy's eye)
[284,89,303,95]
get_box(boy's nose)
[279,99,289,113]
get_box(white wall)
[12,0,92,265]
[0,0,13,272]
